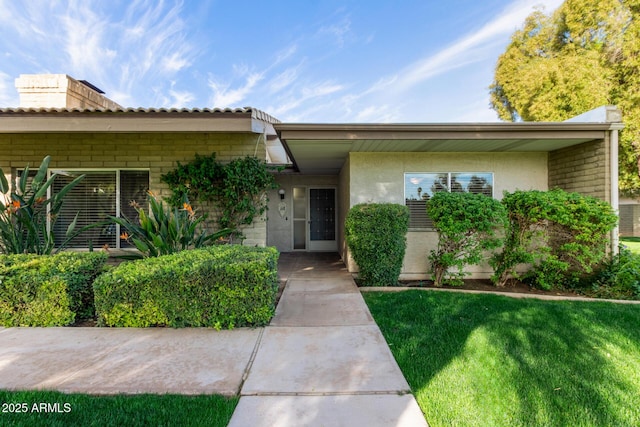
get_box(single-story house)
[0,74,624,279]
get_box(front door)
[292,187,337,251]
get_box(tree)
[490,0,640,195]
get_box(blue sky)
[0,0,563,122]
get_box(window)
[51,170,149,248]
[405,172,493,228]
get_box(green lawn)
[621,237,640,254]
[364,290,640,427]
[0,390,238,427]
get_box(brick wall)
[0,132,268,246]
[548,137,611,202]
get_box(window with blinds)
[405,172,493,228]
[51,170,149,248]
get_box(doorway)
[292,187,337,251]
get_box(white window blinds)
[405,172,493,228]
[51,170,149,248]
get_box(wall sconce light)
[278,188,286,200]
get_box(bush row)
[0,246,279,327]
[346,189,620,293]
[93,245,279,328]
[427,189,617,290]
[0,252,108,326]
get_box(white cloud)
[366,0,564,95]
[270,81,345,116]
[268,67,300,94]
[162,52,191,73]
[168,89,195,107]
[209,72,264,107]
[354,104,400,123]
[317,16,352,47]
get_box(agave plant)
[112,192,232,257]
[0,156,85,254]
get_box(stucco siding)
[346,151,549,279]
[338,156,351,261]
[348,152,548,204]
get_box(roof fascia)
[275,122,616,141]
[0,112,257,133]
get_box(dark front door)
[292,187,337,251]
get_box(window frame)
[404,171,495,230]
[46,168,150,249]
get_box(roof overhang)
[0,107,292,165]
[275,122,623,175]
[0,107,280,133]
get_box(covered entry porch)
[267,174,342,253]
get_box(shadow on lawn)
[365,291,640,426]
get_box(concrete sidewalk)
[0,327,262,395]
[228,252,427,427]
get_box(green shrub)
[0,252,108,326]
[345,203,409,286]
[586,246,640,300]
[93,246,279,328]
[427,192,506,286]
[491,189,617,290]
[112,192,231,257]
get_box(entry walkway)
[228,252,428,426]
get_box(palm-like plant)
[0,156,85,254]
[112,193,232,257]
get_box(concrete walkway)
[0,252,427,426]
[228,252,427,426]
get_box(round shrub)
[345,203,409,286]
[427,191,506,286]
[491,189,617,290]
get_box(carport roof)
[275,121,624,175]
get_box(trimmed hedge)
[0,252,108,326]
[345,203,410,286]
[93,245,279,328]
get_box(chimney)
[14,74,123,109]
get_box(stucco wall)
[0,132,268,246]
[338,156,351,261]
[346,151,549,279]
[548,138,611,202]
[267,174,339,252]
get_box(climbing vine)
[161,153,278,239]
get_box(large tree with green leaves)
[490,0,640,195]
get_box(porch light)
[278,188,286,200]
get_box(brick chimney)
[14,74,122,109]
